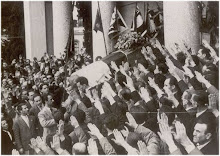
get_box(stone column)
[52,1,72,58]
[23,1,47,60]
[163,1,200,53]
[92,1,115,61]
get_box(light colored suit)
[38,106,57,140]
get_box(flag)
[146,10,157,34]
[108,7,127,39]
[94,7,103,32]
[131,5,144,33]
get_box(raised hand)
[165,57,175,71]
[119,65,128,76]
[87,138,98,155]
[138,140,149,155]
[57,120,64,136]
[123,75,135,90]
[12,149,20,155]
[87,123,103,139]
[29,138,38,150]
[111,61,119,72]
[173,121,192,148]
[112,129,126,146]
[125,112,138,129]
[157,112,169,126]
[208,94,218,110]
[50,135,61,151]
[157,114,175,146]
[141,46,147,55]
[35,136,47,150]
[138,63,148,74]
[202,39,210,49]
[194,71,206,83]
[139,87,151,103]
[70,115,79,128]
[183,65,194,78]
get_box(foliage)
[1,2,25,64]
[114,32,146,51]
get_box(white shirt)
[21,115,30,128]
[196,109,207,118]
[197,140,211,150]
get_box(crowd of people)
[1,38,219,155]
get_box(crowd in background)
[1,38,219,155]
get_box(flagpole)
[144,2,145,24]
[135,2,137,32]
[98,1,108,55]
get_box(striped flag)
[108,7,127,39]
[131,5,144,33]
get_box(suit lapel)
[44,107,54,119]
[19,117,30,129]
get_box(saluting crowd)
[1,38,219,155]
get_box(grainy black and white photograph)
[1,1,219,155]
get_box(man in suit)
[193,113,218,155]
[38,94,58,141]
[29,94,44,137]
[13,103,36,154]
[1,117,14,155]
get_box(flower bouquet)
[114,32,146,51]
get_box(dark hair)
[192,91,209,106]
[120,88,132,101]
[196,113,217,135]
[33,93,41,100]
[204,72,219,89]
[17,103,27,112]
[130,106,148,124]
[42,93,53,103]
[154,73,166,89]
[116,71,127,87]
[72,109,86,124]
[53,111,65,123]
[191,55,200,66]
[75,77,88,86]
[127,132,142,149]
[39,83,48,90]
[158,63,169,74]
[103,113,119,130]
[201,48,211,60]
[176,52,186,66]
[137,59,149,69]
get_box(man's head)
[21,89,28,101]
[193,114,216,145]
[103,113,119,131]
[72,109,86,125]
[130,105,148,125]
[197,48,211,61]
[181,89,196,110]
[72,143,87,155]
[39,83,49,95]
[43,94,54,107]
[190,91,208,108]
[33,94,43,106]
[17,103,29,116]
[76,77,89,93]
[1,118,9,131]
[163,77,179,92]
